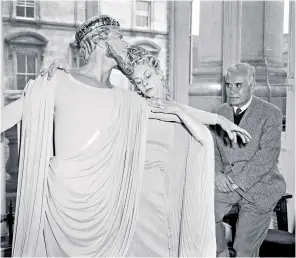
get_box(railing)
[1,200,15,246]
[3,90,23,100]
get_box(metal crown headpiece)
[75,15,120,47]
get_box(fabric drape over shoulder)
[12,74,149,257]
[179,127,216,257]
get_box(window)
[16,53,37,90]
[72,55,86,68]
[135,1,151,28]
[70,43,86,68]
[16,0,35,19]
[5,32,48,92]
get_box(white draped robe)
[12,73,216,257]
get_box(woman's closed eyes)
[134,78,143,85]
[144,70,151,79]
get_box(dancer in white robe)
[110,45,252,257]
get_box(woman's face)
[131,64,164,98]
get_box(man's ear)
[250,80,256,92]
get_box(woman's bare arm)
[149,111,181,123]
[180,104,219,125]
[149,106,207,143]
[1,98,23,134]
[148,99,252,144]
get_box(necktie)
[235,108,242,116]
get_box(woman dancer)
[109,44,251,257]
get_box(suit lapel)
[238,96,258,130]
[222,104,234,122]
[220,104,234,149]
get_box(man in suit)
[212,63,286,257]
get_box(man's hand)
[215,171,236,192]
[40,59,69,80]
[231,183,239,191]
[226,176,239,191]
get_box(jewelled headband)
[127,45,151,65]
[75,15,120,47]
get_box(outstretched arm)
[150,105,210,144]
[181,104,252,143]
[1,98,23,133]
[180,104,219,125]
[149,111,181,123]
[148,99,252,144]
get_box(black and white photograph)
[0,0,295,257]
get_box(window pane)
[17,75,27,90]
[136,16,142,27]
[72,57,77,68]
[17,54,26,73]
[27,0,35,7]
[27,74,36,82]
[142,16,148,27]
[137,2,149,12]
[17,0,26,6]
[16,6,25,17]
[136,15,149,27]
[79,57,85,67]
[26,7,35,18]
[27,54,36,74]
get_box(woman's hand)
[217,115,252,144]
[146,98,182,116]
[146,97,208,144]
[40,59,70,80]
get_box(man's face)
[106,28,128,59]
[225,70,253,107]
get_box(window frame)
[5,32,48,92]
[134,0,153,30]
[15,52,38,90]
[70,42,86,68]
[15,0,36,20]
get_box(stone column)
[222,0,242,102]
[0,0,6,238]
[189,0,224,111]
[168,0,191,105]
[241,1,286,106]
[284,0,295,233]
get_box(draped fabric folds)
[12,72,215,257]
[12,74,149,257]
[126,121,216,257]
[12,76,56,257]
[179,129,216,257]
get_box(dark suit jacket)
[212,96,286,211]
